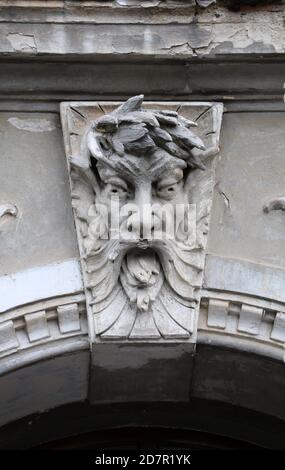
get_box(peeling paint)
[195,18,284,56]
[8,117,56,133]
[6,32,37,52]
[165,42,195,55]
[0,3,284,59]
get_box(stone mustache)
[64,96,222,340]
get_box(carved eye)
[156,182,179,200]
[156,169,183,200]
[109,185,129,197]
[111,187,119,194]
[105,178,131,200]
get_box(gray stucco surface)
[0,112,78,276]
[208,112,285,269]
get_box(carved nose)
[139,217,154,239]
[127,210,154,239]
[134,184,154,239]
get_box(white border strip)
[205,255,285,304]
[0,259,83,313]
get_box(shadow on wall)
[0,399,284,449]
[223,0,281,11]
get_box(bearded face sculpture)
[61,96,223,341]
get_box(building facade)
[0,0,285,449]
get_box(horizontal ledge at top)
[0,100,284,114]
[0,61,284,98]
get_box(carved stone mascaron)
[61,96,223,342]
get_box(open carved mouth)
[122,247,160,284]
[120,247,164,311]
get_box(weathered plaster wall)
[0,112,78,276]
[209,112,285,269]
[0,1,284,58]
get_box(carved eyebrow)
[157,175,183,189]
[157,181,179,190]
[105,176,129,191]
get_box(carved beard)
[85,205,202,314]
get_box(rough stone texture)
[0,2,284,58]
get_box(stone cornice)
[0,2,284,58]
[0,60,284,103]
[199,291,285,362]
